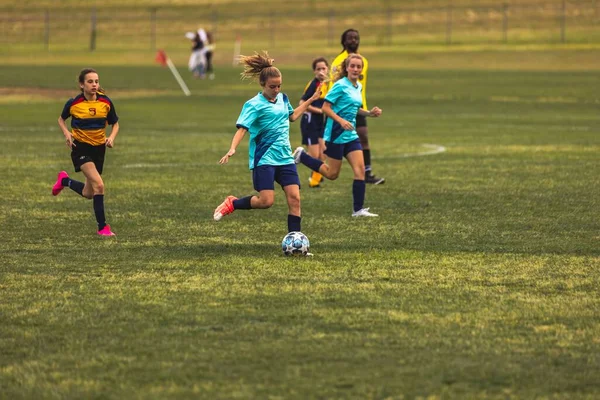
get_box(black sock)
[288,214,301,232]
[93,195,107,230]
[363,149,372,173]
[353,180,366,212]
[233,196,253,210]
[63,178,84,196]
[300,152,325,173]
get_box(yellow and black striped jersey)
[60,92,118,146]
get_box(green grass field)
[1,40,600,399]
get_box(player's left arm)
[105,122,120,148]
[290,86,322,122]
[299,80,323,115]
[358,107,382,118]
[105,102,120,148]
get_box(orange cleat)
[213,196,237,221]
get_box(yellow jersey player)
[331,29,385,185]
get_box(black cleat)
[365,173,385,185]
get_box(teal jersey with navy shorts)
[323,77,363,144]
[236,92,295,169]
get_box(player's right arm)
[322,102,354,131]
[321,80,353,131]
[222,100,256,164]
[57,116,74,149]
[58,99,75,149]
[219,127,247,164]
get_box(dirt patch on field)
[0,87,74,101]
[0,87,175,103]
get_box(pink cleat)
[97,224,116,237]
[52,171,69,196]
[213,195,237,221]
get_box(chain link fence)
[1,0,599,51]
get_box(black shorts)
[71,139,106,174]
[300,113,324,146]
[356,114,367,128]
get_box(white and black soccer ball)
[281,231,310,256]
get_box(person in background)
[331,28,385,185]
[186,28,215,80]
[299,57,332,188]
[53,68,120,236]
[294,54,382,217]
[186,31,205,79]
[204,30,215,80]
[214,52,321,237]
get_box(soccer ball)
[281,231,310,256]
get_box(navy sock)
[233,196,253,210]
[63,178,84,196]
[288,214,301,233]
[352,179,366,212]
[300,152,324,173]
[93,194,107,230]
[363,149,372,172]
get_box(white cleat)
[293,146,305,164]
[352,207,379,217]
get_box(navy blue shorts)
[71,139,106,174]
[300,113,324,146]
[252,164,301,191]
[323,139,362,161]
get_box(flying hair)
[239,51,281,85]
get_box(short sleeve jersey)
[331,50,368,110]
[60,92,118,146]
[236,92,295,169]
[323,77,363,144]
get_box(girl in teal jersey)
[294,54,382,217]
[214,52,321,237]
